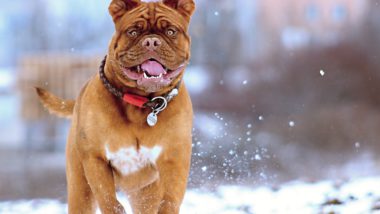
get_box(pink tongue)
[141,60,166,76]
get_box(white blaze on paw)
[105,145,162,176]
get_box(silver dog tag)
[146,96,168,127]
[147,112,158,127]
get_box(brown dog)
[36,0,195,213]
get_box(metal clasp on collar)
[166,88,179,102]
[146,96,168,127]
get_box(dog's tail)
[35,87,75,119]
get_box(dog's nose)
[142,37,162,51]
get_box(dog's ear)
[109,0,141,21]
[163,0,195,18]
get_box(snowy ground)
[1,177,380,214]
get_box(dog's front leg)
[82,156,125,214]
[157,137,192,214]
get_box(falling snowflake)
[259,172,267,179]
[355,142,361,148]
[289,121,295,127]
[320,70,325,76]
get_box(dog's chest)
[105,145,162,176]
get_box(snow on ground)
[1,177,380,214]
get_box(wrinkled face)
[108,0,195,93]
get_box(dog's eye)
[166,29,177,37]
[127,29,139,38]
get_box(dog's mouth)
[120,59,185,92]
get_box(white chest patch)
[105,145,162,176]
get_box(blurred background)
[1,0,380,202]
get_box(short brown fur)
[36,1,195,213]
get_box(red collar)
[122,93,149,108]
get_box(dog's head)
[107,0,195,93]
